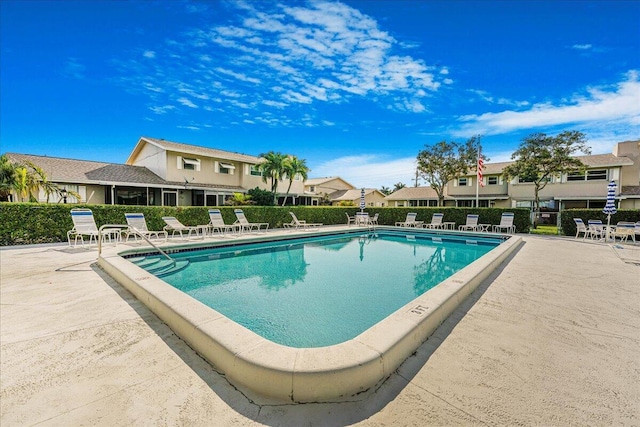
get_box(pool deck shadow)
[2,232,638,426]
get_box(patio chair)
[345,212,356,226]
[162,216,205,240]
[369,213,379,226]
[612,221,636,243]
[573,218,589,239]
[124,213,167,242]
[234,209,269,233]
[423,213,444,229]
[67,208,120,247]
[284,211,322,231]
[208,209,239,236]
[395,212,423,227]
[492,212,515,234]
[458,214,479,232]
[586,219,605,240]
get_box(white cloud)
[455,70,640,137]
[116,0,446,125]
[311,155,418,189]
[177,97,198,108]
[177,125,200,130]
[572,44,592,50]
[62,57,85,79]
[149,104,176,114]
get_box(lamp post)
[61,189,68,204]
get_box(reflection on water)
[133,232,497,347]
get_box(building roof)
[385,186,444,200]
[126,136,262,165]
[6,153,169,186]
[329,188,382,201]
[468,153,635,176]
[305,176,356,189]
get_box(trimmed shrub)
[0,203,532,246]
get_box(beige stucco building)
[386,140,640,224]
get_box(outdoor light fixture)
[60,188,68,204]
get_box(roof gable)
[126,136,262,165]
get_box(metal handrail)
[98,224,175,267]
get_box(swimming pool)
[98,226,522,403]
[131,231,500,348]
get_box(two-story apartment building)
[387,140,640,223]
[6,136,306,206]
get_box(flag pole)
[475,143,480,208]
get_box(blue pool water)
[129,231,501,348]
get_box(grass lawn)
[530,225,559,235]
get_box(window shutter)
[177,156,183,170]
[229,164,234,175]
[499,176,504,185]
[214,161,219,173]
[454,179,458,187]
[244,165,249,175]
[469,177,473,186]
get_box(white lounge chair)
[573,218,588,239]
[586,219,605,240]
[492,212,515,234]
[162,216,205,240]
[208,209,239,236]
[234,209,269,233]
[124,213,167,242]
[284,211,322,230]
[458,214,479,232]
[612,221,636,243]
[67,208,120,247]
[423,213,444,229]
[396,212,423,227]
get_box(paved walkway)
[1,233,639,426]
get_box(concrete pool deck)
[1,230,639,426]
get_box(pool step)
[156,260,190,277]
[133,257,164,269]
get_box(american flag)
[477,157,485,187]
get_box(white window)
[177,156,200,171]
[215,161,236,175]
[488,176,498,185]
[249,165,262,176]
[458,177,468,186]
[309,186,316,192]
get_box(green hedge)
[560,209,640,237]
[0,203,532,246]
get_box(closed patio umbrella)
[603,180,617,241]
[359,188,366,212]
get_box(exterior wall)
[365,192,387,207]
[313,178,354,195]
[614,141,640,187]
[84,185,105,204]
[131,143,167,179]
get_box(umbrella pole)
[606,214,611,242]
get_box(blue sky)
[2,0,639,189]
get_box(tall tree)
[0,154,17,201]
[281,155,309,206]
[379,186,391,195]
[416,135,484,206]
[256,151,287,204]
[502,131,590,227]
[393,182,407,192]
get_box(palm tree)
[257,151,287,204]
[13,165,39,202]
[393,182,407,192]
[0,154,17,201]
[25,161,59,202]
[281,156,309,206]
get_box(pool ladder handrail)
[98,224,176,267]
